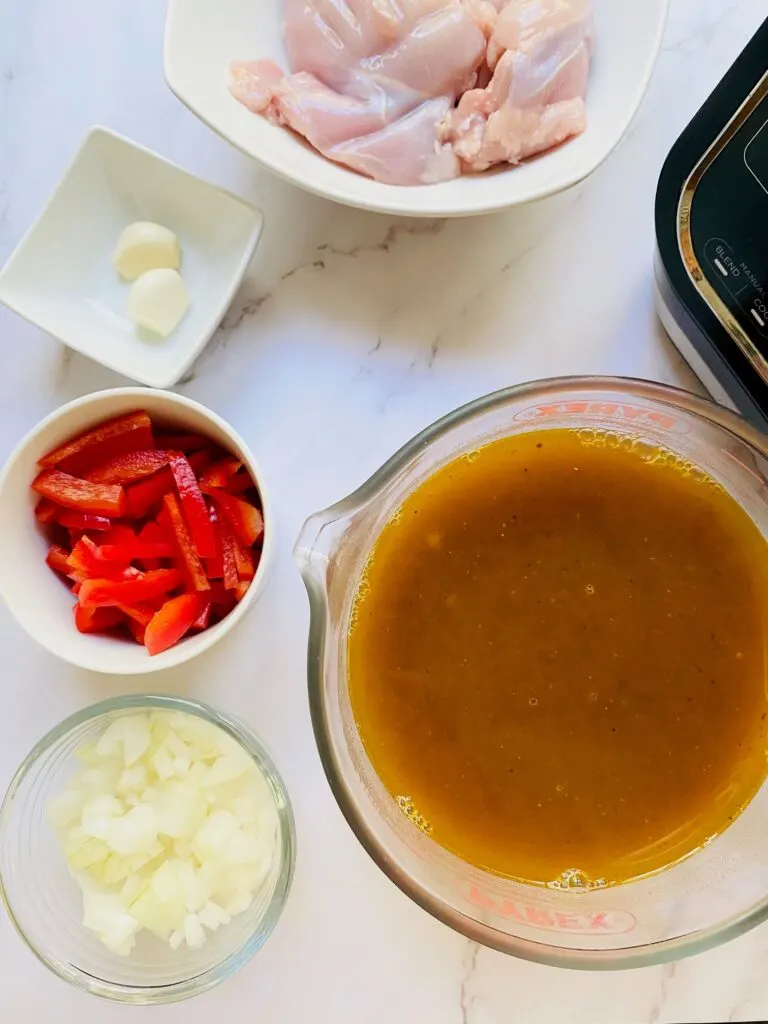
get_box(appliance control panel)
[690,90,768,346]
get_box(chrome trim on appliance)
[677,71,768,385]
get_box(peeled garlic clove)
[128,268,189,337]
[112,222,181,281]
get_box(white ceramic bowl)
[165,0,670,217]
[0,389,273,674]
[0,128,263,387]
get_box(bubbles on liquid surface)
[349,572,371,630]
[573,427,642,454]
[396,795,432,835]
[641,447,716,485]
[572,428,724,489]
[547,868,606,891]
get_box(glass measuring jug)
[295,377,768,969]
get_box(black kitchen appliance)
[655,17,768,431]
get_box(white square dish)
[0,127,264,387]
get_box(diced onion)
[48,711,279,956]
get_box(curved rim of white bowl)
[163,0,671,217]
[0,388,273,674]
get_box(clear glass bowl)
[295,376,768,970]
[0,694,295,1003]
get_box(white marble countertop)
[1,1,767,1021]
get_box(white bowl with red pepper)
[0,388,272,673]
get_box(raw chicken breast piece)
[229,60,285,113]
[256,70,423,150]
[229,0,594,184]
[443,0,592,171]
[230,0,485,184]
[358,3,485,96]
[282,0,470,93]
[487,0,593,69]
[329,97,460,184]
[460,0,503,38]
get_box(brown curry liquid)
[348,429,768,886]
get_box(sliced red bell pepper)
[231,535,255,581]
[97,539,173,562]
[234,581,250,602]
[138,521,167,545]
[74,604,125,634]
[199,457,243,492]
[32,469,126,517]
[116,602,157,627]
[169,453,216,559]
[56,509,113,532]
[144,593,202,656]
[125,467,175,519]
[203,553,224,579]
[209,490,263,548]
[66,536,101,577]
[96,524,173,563]
[35,499,58,524]
[161,492,210,592]
[208,581,232,604]
[191,598,212,631]
[46,544,75,577]
[187,449,212,475]
[96,540,162,565]
[86,449,169,485]
[208,581,237,621]
[132,521,173,570]
[154,432,209,453]
[99,524,136,547]
[137,524,169,573]
[79,568,182,608]
[128,618,147,645]
[202,501,224,579]
[209,502,242,590]
[136,521,174,559]
[67,535,130,579]
[39,411,154,474]
[223,472,256,496]
[216,517,239,591]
